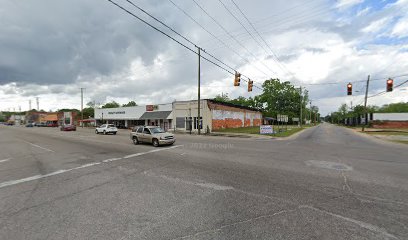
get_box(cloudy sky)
[0,0,407,115]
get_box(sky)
[0,0,407,115]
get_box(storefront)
[94,103,173,130]
[172,99,262,133]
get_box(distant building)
[344,112,408,128]
[370,113,408,128]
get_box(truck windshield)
[150,127,165,133]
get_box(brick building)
[172,99,262,133]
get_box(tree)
[122,101,137,107]
[214,93,230,102]
[102,101,120,108]
[378,102,408,113]
[258,79,308,119]
[82,107,94,119]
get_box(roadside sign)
[292,117,299,122]
[277,114,288,122]
[260,125,273,134]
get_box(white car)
[95,124,118,135]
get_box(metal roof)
[139,111,172,120]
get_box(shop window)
[193,117,203,129]
[176,117,185,128]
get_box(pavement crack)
[171,207,299,240]
[300,205,399,240]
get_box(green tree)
[214,93,230,102]
[258,79,308,119]
[82,107,94,119]
[122,101,137,107]
[102,101,120,108]
[378,102,408,113]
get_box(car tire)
[152,138,159,147]
[132,137,139,145]
[95,130,98,134]
[113,132,116,135]
[103,130,106,135]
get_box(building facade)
[94,100,262,133]
[172,99,262,133]
[94,104,173,130]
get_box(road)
[0,123,407,239]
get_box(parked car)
[36,122,46,127]
[95,124,117,135]
[25,123,34,127]
[46,122,58,127]
[130,126,175,147]
[60,124,76,131]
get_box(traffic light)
[386,78,393,92]
[347,83,352,95]
[248,80,253,92]
[234,72,241,86]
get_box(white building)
[94,103,173,130]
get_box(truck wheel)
[103,130,106,135]
[113,132,116,135]
[95,130,98,134]
[152,139,159,147]
[133,137,139,145]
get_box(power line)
[302,73,408,86]
[125,0,262,90]
[368,79,408,99]
[167,0,271,80]
[229,0,297,81]
[107,0,262,91]
[190,0,277,77]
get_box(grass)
[364,131,408,136]
[215,125,308,137]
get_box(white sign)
[292,117,299,122]
[277,114,288,122]
[260,125,273,134]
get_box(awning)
[139,111,172,120]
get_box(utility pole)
[299,87,303,128]
[29,100,32,111]
[197,47,201,135]
[36,97,39,111]
[80,88,85,127]
[309,101,312,125]
[362,75,370,132]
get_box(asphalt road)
[0,123,407,240]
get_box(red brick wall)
[253,119,262,126]
[371,121,408,128]
[208,101,262,131]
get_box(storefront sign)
[107,111,125,114]
[146,105,158,111]
[260,125,273,134]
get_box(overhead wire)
[167,0,271,80]
[190,0,278,77]
[108,0,263,90]
[229,0,298,82]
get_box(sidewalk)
[348,127,408,144]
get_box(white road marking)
[301,205,398,239]
[143,171,234,191]
[22,140,55,153]
[0,145,183,190]
[102,158,122,163]
[123,145,182,159]
[0,158,11,163]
